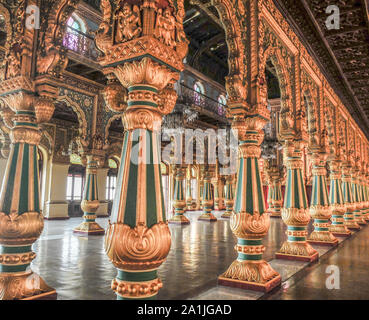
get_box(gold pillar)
[96,0,188,299]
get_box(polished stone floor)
[31,211,369,300]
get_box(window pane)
[73,176,83,200]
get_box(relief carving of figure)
[154,8,176,47]
[6,45,21,79]
[97,0,112,35]
[115,3,142,43]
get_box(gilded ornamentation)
[105,222,171,271]
[230,212,270,239]
[111,277,163,299]
[115,3,142,43]
[0,212,44,246]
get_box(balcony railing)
[178,84,227,117]
[62,27,99,60]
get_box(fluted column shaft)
[351,167,366,225]
[307,153,337,246]
[186,177,193,211]
[276,142,318,262]
[266,167,283,218]
[328,160,351,237]
[342,163,360,230]
[218,116,281,293]
[221,176,234,218]
[169,166,189,225]
[198,170,216,222]
[0,103,56,299]
[73,155,105,235]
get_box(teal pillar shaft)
[0,110,55,299]
[308,156,337,245]
[342,164,360,230]
[105,84,171,300]
[276,144,317,261]
[351,169,366,225]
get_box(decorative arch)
[104,114,123,143]
[211,0,247,106]
[57,95,88,141]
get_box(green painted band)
[15,122,38,127]
[117,270,157,282]
[315,227,329,231]
[128,101,157,108]
[288,236,306,241]
[240,140,258,144]
[315,219,328,223]
[332,222,343,225]
[0,264,29,272]
[238,253,262,261]
[84,219,95,222]
[0,245,32,254]
[16,111,35,116]
[238,239,262,246]
[288,226,306,231]
[129,86,158,93]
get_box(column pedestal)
[221,176,234,219]
[198,172,217,222]
[169,166,190,225]
[276,142,318,262]
[73,156,105,236]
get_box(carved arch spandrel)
[104,113,123,145]
[57,95,88,147]
[323,98,337,157]
[211,0,248,108]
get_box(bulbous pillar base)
[269,207,282,218]
[218,259,281,293]
[168,214,190,225]
[344,212,361,230]
[0,271,57,300]
[354,210,367,225]
[307,211,338,246]
[73,219,105,236]
[330,211,351,237]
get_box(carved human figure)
[115,3,142,43]
[155,8,176,47]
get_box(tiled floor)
[31,211,369,300]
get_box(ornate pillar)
[198,168,217,222]
[276,141,318,262]
[221,175,234,219]
[359,164,368,222]
[97,0,188,299]
[218,116,281,293]
[365,166,369,222]
[0,91,56,299]
[342,162,360,230]
[73,155,105,235]
[328,159,351,237]
[307,152,338,246]
[265,165,283,218]
[186,167,193,211]
[351,165,367,225]
[199,170,204,210]
[168,165,189,225]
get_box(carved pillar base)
[221,177,234,219]
[330,205,351,237]
[0,270,57,300]
[270,199,282,218]
[218,215,281,293]
[308,208,338,246]
[276,143,318,262]
[168,166,190,225]
[198,174,217,222]
[73,156,105,236]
